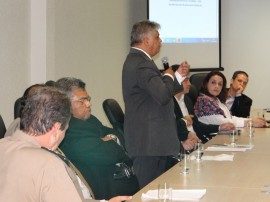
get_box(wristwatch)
[108,134,117,141]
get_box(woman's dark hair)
[200,71,227,103]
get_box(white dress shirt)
[174,94,196,133]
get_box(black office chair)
[102,99,125,146]
[45,80,56,86]
[14,97,24,119]
[186,84,198,105]
[14,82,54,119]
[0,115,6,139]
[189,73,208,92]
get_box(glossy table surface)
[131,128,270,202]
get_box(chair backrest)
[189,73,208,92]
[102,99,125,144]
[14,97,24,119]
[186,84,198,105]
[0,115,6,139]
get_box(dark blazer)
[122,48,183,157]
[173,95,219,143]
[59,116,139,200]
[230,94,252,118]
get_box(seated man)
[56,77,139,200]
[174,64,235,143]
[5,83,46,137]
[0,87,131,202]
[226,71,252,118]
[173,63,200,149]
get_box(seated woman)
[194,71,266,128]
[174,64,235,143]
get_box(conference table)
[131,128,270,202]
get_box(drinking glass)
[179,153,190,173]
[230,130,238,146]
[246,118,254,137]
[158,183,172,201]
[195,142,204,160]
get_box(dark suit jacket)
[122,48,183,157]
[230,94,252,118]
[173,95,219,143]
[59,116,139,200]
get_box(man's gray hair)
[55,77,86,99]
[130,20,160,46]
[20,87,71,136]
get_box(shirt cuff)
[163,73,174,81]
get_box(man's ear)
[230,78,234,86]
[52,122,61,135]
[143,35,150,46]
[48,122,63,151]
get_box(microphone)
[161,56,169,70]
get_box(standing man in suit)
[122,20,183,188]
[226,71,252,118]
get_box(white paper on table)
[205,146,247,152]
[235,144,254,149]
[141,189,206,201]
[190,154,234,161]
[208,144,254,150]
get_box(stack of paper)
[190,154,234,161]
[142,189,206,201]
[205,144,254,152]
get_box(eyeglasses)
[73,97,91,104]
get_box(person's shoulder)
[17,146,66,171]
[70,116,100,126]
[23,147,59,160]
[195,94,217,110]
[197,94,213,102]
[241,93,252,101]
[129,48,152,62]
[128,48,145,58]
[87,115,102,124]
[130,47,142,54]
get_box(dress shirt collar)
[175,94,184,102]
[236,93,242,97]
[226,96,235,110]
[131,47,152,60]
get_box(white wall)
[0,0,147,126]
[221,0,270,111]
[48,0,147,125]
[1,0,269,127]
[0,0,30,126]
